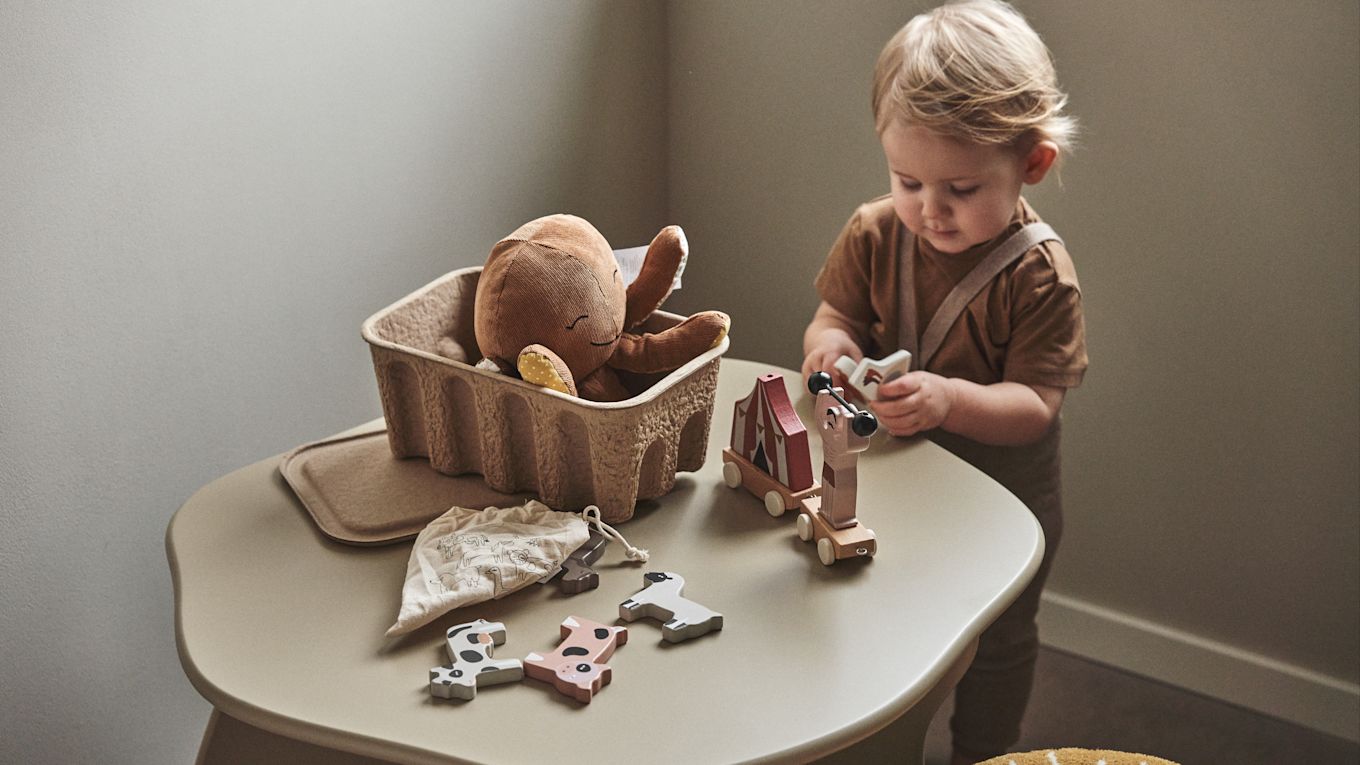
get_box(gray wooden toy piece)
[428,619,524,700]
[555,529,609,594]
[618,571,724,643]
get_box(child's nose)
[921,190,947,219]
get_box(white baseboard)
[1039,591,1360,742]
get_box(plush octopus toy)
[473,214,730,402]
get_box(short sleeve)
[814,207,877,325]
[1002,245,1088,388]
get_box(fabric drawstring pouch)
[386,500,647,637]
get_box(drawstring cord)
[582,505,650,563]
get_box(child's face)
[881,121,1031,254]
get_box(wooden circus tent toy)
[798,372,878,566]
[721,373,819,516]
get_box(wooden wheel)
[817,538,836,566]
[764,491,787,517]
[721,462,742,488]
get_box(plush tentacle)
[624,226,687,329]
[610,311,729,374]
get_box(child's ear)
[1022,139,1059,184]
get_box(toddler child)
[801,1,1087,762]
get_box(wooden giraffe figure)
[796,372,879,566]
[815,384,875,530]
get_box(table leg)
[813,637,978,765]
[195,708,393,765]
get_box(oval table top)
[167,358,1043,765]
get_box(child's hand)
[870,371,955,437]
[802,339,860,390]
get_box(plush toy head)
[475,215,626,386]
[473,214,730,402]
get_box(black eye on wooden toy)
[851,410,878,437]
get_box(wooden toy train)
[722,371,879,565]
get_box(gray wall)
[667,0,1358,704]
[0,2,666,762]
[3,0,1357,760]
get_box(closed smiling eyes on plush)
[564,313,622,347]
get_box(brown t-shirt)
[813,195,1087,521]
[814,195,1087,389]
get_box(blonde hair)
[872,0,1075,154]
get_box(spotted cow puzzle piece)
[429,619,524,700]
[555,529,609,594]
[618,571,724,643]
[523,615,628,703]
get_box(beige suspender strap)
[899,222,1063,371]
[897,225,920,369]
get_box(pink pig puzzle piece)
[523,615,627,703]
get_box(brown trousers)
[930,422,1065,760]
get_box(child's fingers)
[876,381,906,400]
[803,349,834,375]
[804,362,838,389]
[869,396,913,423]
[804,350,854,388]
[876,410,923,437]
[801,353,828,381]
[872,389,919,415]
[878,372,923,400]
[900,389,927,413]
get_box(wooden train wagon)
[721,373,819,516]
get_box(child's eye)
[951,185,980,197]
[898,178,921,191]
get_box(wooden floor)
[921,646,1360,765]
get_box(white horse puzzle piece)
[618,572,724,643]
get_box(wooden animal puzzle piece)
[523,615,627,703]
[618,571,724,643]
[833,349,911,401]
[554,529,609,594]
[428,619,524,700]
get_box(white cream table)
[167,358,1043,764]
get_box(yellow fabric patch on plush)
[711,322,729,347]
[519,351,570,394]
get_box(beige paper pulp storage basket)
[361,266,728,523]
